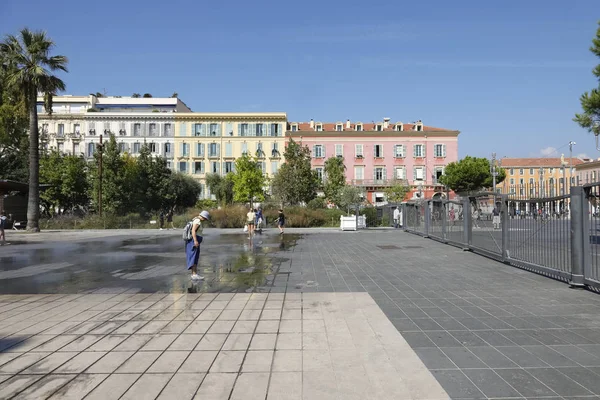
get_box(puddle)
[0,233,301,294]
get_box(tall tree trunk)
[26,91,40,232]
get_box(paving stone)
[222,333,252,351]
[11,373,75,400]
[272,349,302,372]
[147,350,190,373]
[210,350,245,373]
[21,351,78,374]
[85,351,134,373]
[193,372,236,399]
[116,351,162,373]
[230,372,269,400]
[47,373,109,400]
[179,351,219,373]
[250,333,277,350]
[84,373,141,400]
[120,373,172,400]
[169,334,204,351]
[196,334,228,351]
[156,372,204,400]
[0,375,43,399]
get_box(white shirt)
[393,209,400,220]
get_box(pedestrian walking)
[167,209,174,229]
[393,207,400,229]
[256,207,264,232]
[449,207,456,226]
[246,207,256,236]
[0,210,6,245]
[184,210,210,280]
[276,209,285,234]
[492,206,500,230]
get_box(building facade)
[38,95,192,169]
[173,113,288,198]
[575,159,600,185]
[286,119,459,204]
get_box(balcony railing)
[351,179,402,187]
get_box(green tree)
[171,92,178,98]
[39,151,89,214]
[0,69,29,181]
[271,138,319,205]
[0,28,68,231]
[439,156,506,194]
[323,156,346,206]
[143,93,152,98]
[132,93,141,98]
[166,172,202,212]
[90,134,128,214]
[205,173,234,206]
[574,21,600,137]
[338,185,363,215]
[384,180,411,203]
[230,154,266,204]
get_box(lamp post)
[569,141,576,187]
[97,135,104,217]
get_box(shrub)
[307,197,326,210]
[195,199,218,210]
[209,205,247,228]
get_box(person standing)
[0,210,6,245]
[393,207,400,229]
[167,209,174,229]
[185,210,210,280]
[246,207,256,236]
[492,206,500,230]
[276,209,285,235]
[256,207,264,232]
[159,210,165,230]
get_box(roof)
[0,180,29,194]
[501,157,586,167]
[288,121,455,133]
[576,159,600,170]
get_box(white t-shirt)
[192,217,203,236]
[247,211,256,222]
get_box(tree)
[89,134,128,214]
[205,173,234,206]
[574,21,600,137]
[143,93,152,98]
[171,92,178,98]
[0,28,68,231]
[0,68,28,181]
[271,138,319,205]
[39,151,89,214]
[132,93,141,98]
[338,186,363,215]
[384,180,411,203]
[230,154,266,204]
[439,156,506,194]
[323,156,346,206]
[166,173,202,212]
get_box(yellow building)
[174,113,287,198]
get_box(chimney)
[309,119,314,129]
[383,117,390,129]
[346,119,351,129]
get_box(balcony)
[351,179,400,187]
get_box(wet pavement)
[0,231,302,295]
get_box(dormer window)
[336,124,343,132]
[395,123,403,132]
[315,123,323,132]
[375,124,383,132]
[356,123,363,132]
[413,121,423,132]
[416,125,423,132]
[290,123,298,132]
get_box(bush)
[209,205,247,228]
[195,199,217,210]
[307,197,326,210]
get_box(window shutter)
[216,143,220,156]
[442,144,446,157]
[215,162,220,175]
[312,145,316,158]
[383,168,387,180]
[180,142,184,157]
[267,124,272,137]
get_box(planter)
[340,215,367,231]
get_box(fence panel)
[445,200,465,246]
[584,183,600,288]
[469,194,503,259]
[404,202,426,236]
[429,200,446,241]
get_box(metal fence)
[402,182,600,290]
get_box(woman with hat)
[186,210,210,280]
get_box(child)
[276,209,285,235]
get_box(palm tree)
[0,28,68,231]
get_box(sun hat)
[199,210,210,220]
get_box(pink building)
[286,118,459,204]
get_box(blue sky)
[2,0,600,159]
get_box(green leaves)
[230,154,266,203]
[439,156,505,194]
[574,21,600,136]
[323,156,346,206]
[40,150,90,213]
[271,139,319,206]
[384,181,411,203]
[206,173,234,206]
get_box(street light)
[569,141,576,187]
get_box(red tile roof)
[501,157,586,167]
[287,121,455,132]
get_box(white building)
[37,94,192,169]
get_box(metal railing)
[402,181,600,290]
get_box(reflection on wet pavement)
[0,233,300,294]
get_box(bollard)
[569,186,585,288]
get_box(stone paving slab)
[0,291,448,399]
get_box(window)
[149,123,157,136]
[395,124,403,132]
[57,124,65,136]
[375,124,382,132]
[395,167,405,180]
[530,168,534,175]
[148,143,157,153]
[519,178,524,185]
[413,167,424,181]
[394,145,405,158]
[510,168,514,175]
[433,167,444,183]
[225,143,233,157]
[118,142,126,153]
[182,143,189,157]
[336,124,343,132]
[164,123,172,136]
[88,122,95,135]
[209,143,219,157]
[335,144,343,157]
[270,123,279,137]
[313,145,324,158]
[413,144,424,158]
[179,161,188,173]
[519,168,524,175]
[41,123,48,133]
[374,167,386,181]
[224,161,234,174]
[510,178,515,185]
[549,168,554,174]
[57,142,64,153]
[434,144,446,158]
[194,123,204,137]
[133,123,141,136]
[315,167,324,181]
[226,122,234,137]
[196,143,205,157]
[271,142,279,157]
[271,161,278,174]
[166,160,173,170]
[315,124,323,132]
[256,123,264,136]
[240,123,249,136]
[103,122,110,133]
[373,144,383,158]
[194,161,204,174]
[354,166,364,180]
[291,124,298,132]
[210,161,220,174]
[355,144,364,158]
[133,143,141,154]
[73,124,80,134]
[529,178,534,185]
[241,142,248,155]
[210,123,219,136]
[164,143,172,156]
[256,142,265,157]
[73,143,79,154]
[355,124,363,132]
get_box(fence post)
[441,201,447,242]
[424,201,430,238]
[402,204,408,230]
[582,186,592,284]
[501,196,510,263]
[462,198,471,249]
[570,186,586,288]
